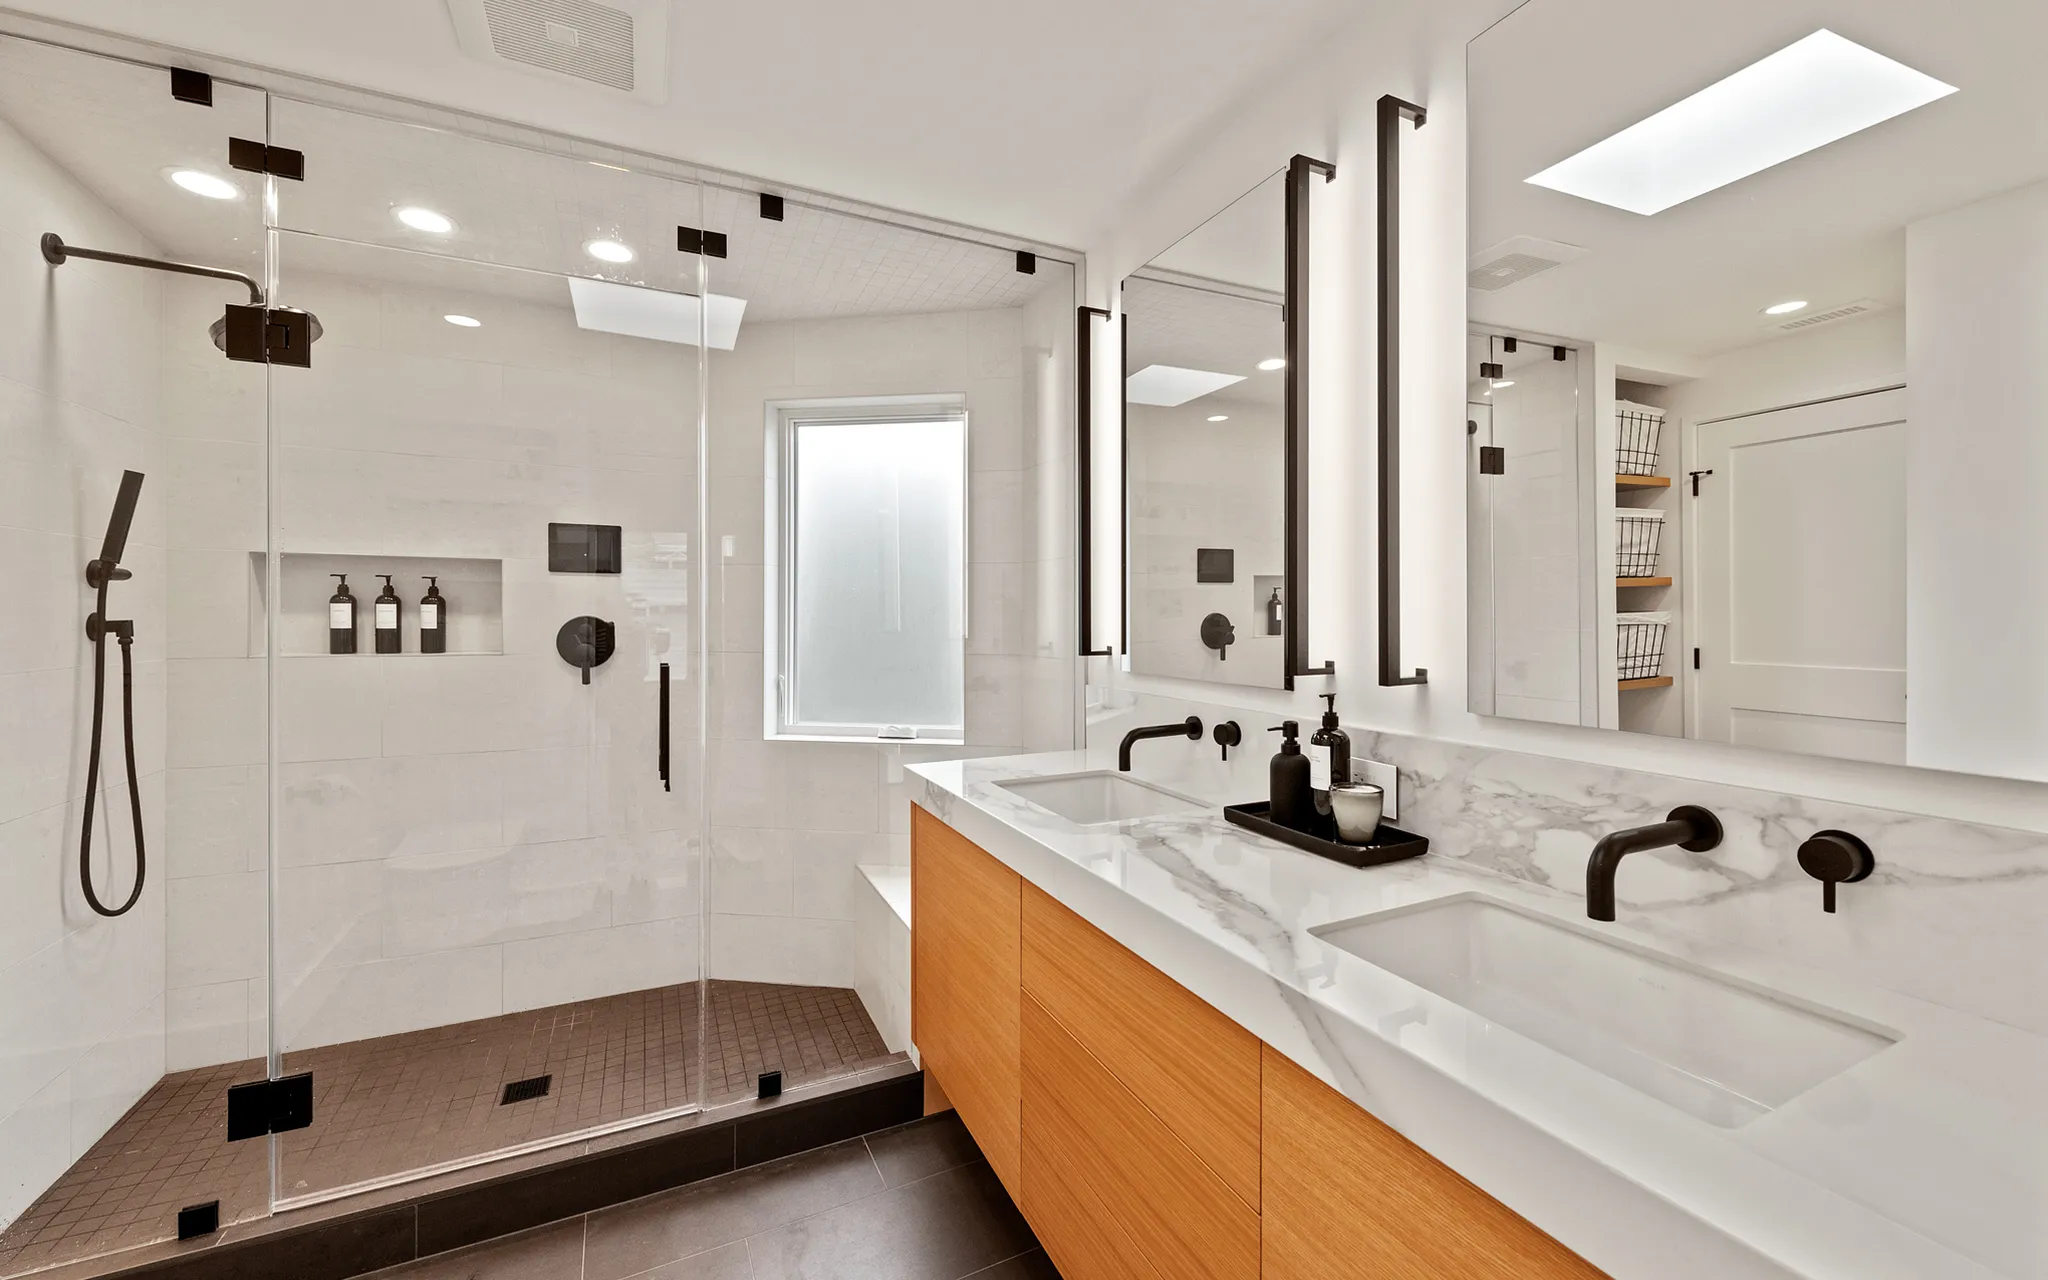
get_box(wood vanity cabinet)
[909,805,1021,1193]
[911,809,1606,1280]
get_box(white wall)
[1906,180,2048,783]
[0,112,168,1230]
[1083,0,2048,835]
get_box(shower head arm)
[41,232,263,305]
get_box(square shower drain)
[500,1074,553,1105]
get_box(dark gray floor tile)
[583,1137,883,1280]
[635,1240,755,1278]
[367,1220,586,1280]
[865,1115,984,1189]
[962,1250,1061,1279]
[745,1161,1038,1280]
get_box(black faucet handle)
[1212,720,1242,760]
[1798,830,1874,914]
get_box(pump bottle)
[420,576,447,654]
[329,574,358,654]
[1308,692,1351,824]
[373,574,402,654]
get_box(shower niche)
[252,551,505,655]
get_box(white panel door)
[1693,389,1906,762]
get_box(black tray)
[1223,801,1429,868]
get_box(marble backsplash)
[1086,693,2048,1038]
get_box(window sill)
[766,732,966,746]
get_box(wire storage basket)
[1615,509,1665,578]
[1616,401,1665,476]
[1617,611,1671,681]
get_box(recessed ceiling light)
[1256,357,1287,372]
[443,314,482,328]
[585,239,635,264]
[1125,364,1247,407]
[167,169,240,200]
[396,206,455,234]
[1764,299,1810,316]
[1207,415,1229,422]
[1526,30,1957,215]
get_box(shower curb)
[61,1065,923,1280]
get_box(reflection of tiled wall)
[0,116,169,1230]
[1127,401,1284,687]
[158,265,1077,1069]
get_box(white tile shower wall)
[1089,693,2048,1038]
[0,112,168,1229]
[160,269,705,1065]
[706,286,1077,987]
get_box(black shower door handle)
[658,662,671,792]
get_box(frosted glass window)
[782,412,965,737]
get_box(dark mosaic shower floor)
[0,981,900,1277]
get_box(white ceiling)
[0,0,1370,252]
[1468,0,2048,361]
[1124,274,1285,409]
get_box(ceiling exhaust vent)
[1765,298,1888,334]
[448,0,668,103]
[1467,235,1590,292]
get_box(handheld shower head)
[99,470,144,567]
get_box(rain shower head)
[41,232,324,357]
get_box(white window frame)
[764,394,970,743]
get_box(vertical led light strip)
[1527,30,1956,215]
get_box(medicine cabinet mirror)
[1467,0,2048,785]
[1121,162,1329,690]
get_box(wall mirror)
[1467,0,2048,784]
[1122,166,1318,689]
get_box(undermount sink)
[1312,894,1896,1129]
[995,771,1208,826]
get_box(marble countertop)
[908,751,2048,1280]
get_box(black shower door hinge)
[1694,647,1702,670]
[170,69,213,106]
[1015,250,1037,275]
[221,305,314,368]
[1479,445,1505,475]
[227,138,305,181]
[225,1072,313,1142]
[677,226,729,258]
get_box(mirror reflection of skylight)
[1125,363,1246,407]
[1527,30,1957,216]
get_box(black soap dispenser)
[373,574,402,654]
[1266,585,1283,636]
[1267,721,1312,831]
[1309,693,1351,824]
[328,574,358,654]
[419,576,447,654]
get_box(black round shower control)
[1798,830,1874,914]
[557,616,616,685]
[1200,612,1236,659]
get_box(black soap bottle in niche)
[328,574,358,654]
[419,576,447,654]
[1308,692,1351,825]
[373,574,402,654]
[1266,585,1284,636]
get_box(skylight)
[567,277,746,349]
[1526,30,1956,216]
[1125,364,1245,407]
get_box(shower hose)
[80,573,145,918]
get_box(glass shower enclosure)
[0,26,1079,1276]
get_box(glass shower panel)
[0,35,273,1275]
[262,107,708,1204]
[699,187,1078,1096]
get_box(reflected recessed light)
[585,239,635,263]
[1207,415,1229,422]
[167,169,240,200]
[1491,380,1516,389]
[444,314,482,328]
[1527,30,1957,215]
[396,206,455,234]
[1257,357,1287,372]
[1764,299,1809,316]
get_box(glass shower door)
[262,102,709,1205]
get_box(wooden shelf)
[1618,676,1674,691]
[1616,576,1672,588]
[1616,474,1671,489]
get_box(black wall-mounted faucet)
[1586,805,1722,921]
[1119,716,1202,771]
[1798,830,1874,913]
[1213,721,1242,761]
